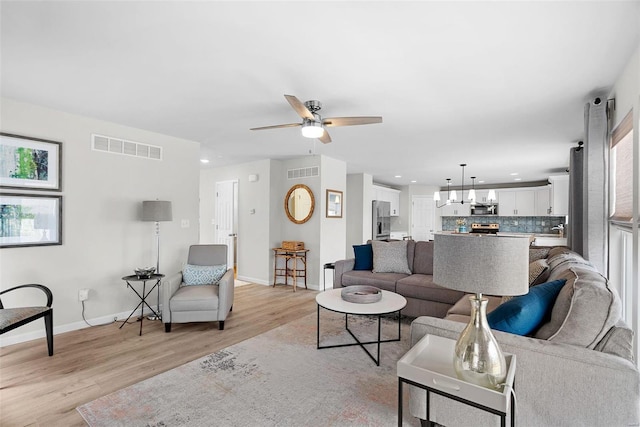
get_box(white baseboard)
[236,275,324,291]
[0,305,159,348]
[236,275,269,286]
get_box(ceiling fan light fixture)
[301,120,324,138]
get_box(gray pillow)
[535,266,621,349]
[371,240,411,274]
[529,259,550,286]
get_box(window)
[610,110,634,222]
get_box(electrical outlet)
[181,219,190,228]
[78,289,89,301]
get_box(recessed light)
[200,159,210,164]
[478,180,485,184]
[510,172,519,176]
[514,178,522,181]
[410,180,417,183]
[395,175,402,178]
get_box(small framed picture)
[0,132,62,191]
[0,193,62,248]
[326,189,343,218]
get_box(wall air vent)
[287,166,319,179]
[91,134,163,160]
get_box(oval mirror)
[285,184,315,224]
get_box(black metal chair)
[0,284,53,356]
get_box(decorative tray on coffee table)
[341,285,382,303]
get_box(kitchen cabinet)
[497,189,535,216]
[440,202,471,217]
[535,187,551,216]
[373,185,401,216]
[473,189,498,204]
[549,175,569,216]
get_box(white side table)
[397,334,516,427]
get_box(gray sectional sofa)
[335,241,639,426]
[334,240,464,318]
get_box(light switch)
[181,219,190,228]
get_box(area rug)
[77,311,419,426]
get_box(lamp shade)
[142,200,173,222]
[433,233,529,296]
[301,121,324,138]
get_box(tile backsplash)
[442,216,566,234]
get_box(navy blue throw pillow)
[487,279,567,336]
[353,244,373,270]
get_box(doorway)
[215,180,238,274]
[411,195,435,241]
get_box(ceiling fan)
[250,94,382,144]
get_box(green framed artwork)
[0,193,62,248]
[0,133,62,191]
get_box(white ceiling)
[1,1,638,187]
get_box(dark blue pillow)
[353,244,373,270]
[487,279,567,336]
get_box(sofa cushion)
[406,239,416,272]
[353,244,373,270]
[535,266,622,349]
[529,247,551,262]
[447,295,503,316]
[487,279,566,336]
[412,241,434,275]
[594,321,634,362]
[372,240,411,274]
[396,274,464,305]
[341,270,405,292]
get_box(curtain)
[581,98,609,274]
[567,146,584,255]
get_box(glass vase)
[453,295,506,390]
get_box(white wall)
[346,173,373,255]
[0,98,200,345]
[319,156,347,288]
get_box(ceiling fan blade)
[250,123,301,131]
[323,116,383,127]
[284,94,315,120]
[318,130,332,144]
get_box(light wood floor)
[0,284,318,427]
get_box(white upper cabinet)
[440,202,471,217]
[497,189,536,216]
[373,185,401,216]
[549,175,569,216]
[473,189,498,204]
[535,187,551,216]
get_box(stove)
[470,223,499,234]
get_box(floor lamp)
[433,233,529,389]
[142,200,173,320]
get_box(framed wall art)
[0,193,62,248]
[326,189,343,218]
[0,132,62,191]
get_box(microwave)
[471,204,498,215]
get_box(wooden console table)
[272,248,309,292]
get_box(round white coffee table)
[316,288,407,366]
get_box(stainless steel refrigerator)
[372,200,391,240]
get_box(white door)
[215,180,237,269]
[412,196,435,241]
